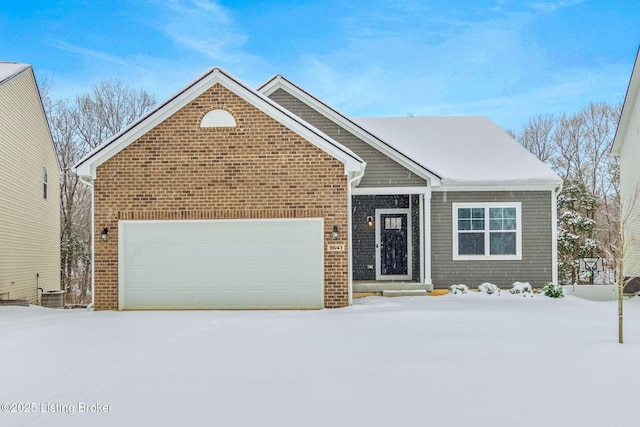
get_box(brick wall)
[93,83,349,310]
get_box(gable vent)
[201,109,237,127]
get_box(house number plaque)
[327,244,345,251]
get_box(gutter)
[347,163,367,306]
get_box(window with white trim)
[452,203,522,260]
[43,166,48,199]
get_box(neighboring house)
[74,68,562,311]
[612,46,640,286]
[0,62,60,302]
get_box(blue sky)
[1,0,638,132]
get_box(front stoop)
[382,289,428,297]
[353,281,426,293]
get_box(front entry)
[375,209,412,280]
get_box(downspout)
[552,183,563,285]
[347,164,366,306]
[79,175,95,310]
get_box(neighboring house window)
[452,203,522,260]
[200,109,237,127]
[43,166,48,199]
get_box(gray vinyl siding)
[431,190,553,288]
[268,89,426,188]
[0,67,61,302]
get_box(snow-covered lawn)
[2,293,640,427]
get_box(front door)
[375,209,411,280]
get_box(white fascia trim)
[612,46,640,157]
[75,68,222,177]
[434,182,562,192]
[353,186,430,195]
[218,72,363,175]
[259,77,441,187]
[551,188,559,284]
[75,68,364,178]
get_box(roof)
[612,46,640,157]
[0,62,30,86]
[353,116,562,188]
[258,75,442,186]
[74,68,365,178]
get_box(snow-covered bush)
[509,281,533,297]
[542,282,566,298]
[479,282,500,295]
[450,284,469,294]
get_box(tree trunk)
[618,284,624,344]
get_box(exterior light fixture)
[367,216,374,227]
[101,227,109,241]
[332,225,339,240]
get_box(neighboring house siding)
[0,68,60,302]
[268,89,426,188]
[93,83,349,310]
[431,190,553,287]
[619,91,640,277]
[352,195,410,280]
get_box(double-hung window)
[453,203,522,260]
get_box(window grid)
[453,204,521,260]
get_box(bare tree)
[517,103,622,283]
[606,186,640,343]
[518,113,556,163]
[74,79,156,149]
[43,80,156,305]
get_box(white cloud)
[158,0,258,65]
[52,42,131,67]
[528,0,585,13]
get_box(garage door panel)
[125,242,321,267]
[120,219,324,310]
[125,221,321,245]
[124,265,321,287]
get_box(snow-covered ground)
[2,293,640,427]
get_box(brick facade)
[93,83,349,310]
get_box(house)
[74,68,562,310]
[0,62,61,303]
[612,46,640,288]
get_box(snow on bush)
[542,282,566,298]
[479,282,500,295]
[450,284,469,294]
[510,281,533,297]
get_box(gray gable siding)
[268,89,426,188]
[431,190,554,288]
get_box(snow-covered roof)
[0,62,30,86]
[612,46,640,157]
[353,116,562,188]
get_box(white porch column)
[423,187,433,289]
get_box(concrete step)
[382,289,428,297]
[354,282,426,292]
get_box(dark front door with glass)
[379,213,409,277]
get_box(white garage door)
[119,219,324,310]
